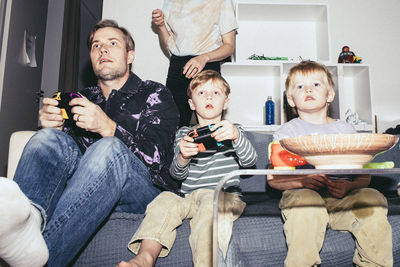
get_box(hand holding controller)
[188,124,222,152]
[52,92,83,123]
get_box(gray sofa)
[68,132,400,267]
[5,131,400,266]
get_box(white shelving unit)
[235,2,330,62]
[222,2,374,133]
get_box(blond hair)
[187,70,230,98]
[285,60,334,96]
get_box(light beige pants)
[128,189,245,267]
[280,188,393,267]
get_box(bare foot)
[116,252,156,267]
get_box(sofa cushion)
[71,210,400,267]
[240,131,272,193]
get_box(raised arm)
[152,9,171,53]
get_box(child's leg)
[117,239,161,267]
[217,192,246,259]
[0,178,49,267]
[188,189,215,267]
[327,188,393,267]
[280,189,329,267]
[128,191,191,258]
[188,189,246,267]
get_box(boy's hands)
[178,135,200,165]
[300,174,330,190]
[302,175,353,198]
[178,121,239,165]
[210,120,239,144]
[326,179,352,198]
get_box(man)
[0,20,179,267]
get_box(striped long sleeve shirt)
[170,125,258,195]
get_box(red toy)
[338,46,361,63]
[269,141,307,169]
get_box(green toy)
[248,54,288,61]
[363,161,395,169]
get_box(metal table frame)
[212,168,400,266]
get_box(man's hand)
[210,120,239,144]
[39,97,64,129]
[70,96,116,137]
[326,179,352,198]
[300,174,330,190]
[152,9,165,27]
[183,54,208,79]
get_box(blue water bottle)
[265,96,275,125]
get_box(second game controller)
[52,92,83,123]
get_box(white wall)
[103,0,168,83]
[102,0,400,133]
[41,0,65,102]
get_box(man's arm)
[69,96,116,137]
[113,84,179,177]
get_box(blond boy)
[118,70,257,267]
[268,61,392,267]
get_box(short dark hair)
[87,19,135,52]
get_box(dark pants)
[166,54,222,127]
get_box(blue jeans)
[13,128,160,266]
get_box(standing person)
[0,19,179,267]
[117,70,257,267]
[267,61,392,267]
[152,0,238,127]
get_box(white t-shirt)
[273,117,356,141]
[162,0,238,56]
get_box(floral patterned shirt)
[63,73,180,192]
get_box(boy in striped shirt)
[119,70,257,267]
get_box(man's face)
[90,27,135,81]
[188,80,229,123]
[287,71,334,114]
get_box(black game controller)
[52,92,83,123]
[188,124,223,152]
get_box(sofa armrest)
[7,131,36,179]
